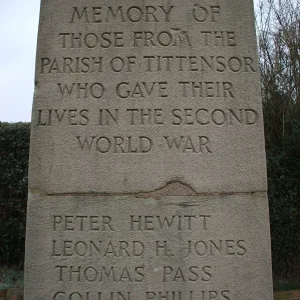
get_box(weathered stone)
[26,195,273,300]
[25,0,273,299]
[29,0,267,195]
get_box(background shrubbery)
[257,0,300,280]
[0,0,299,282]
[0,122,30,267]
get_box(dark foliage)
[257,0,300,280]
[266,116,300,280]
[0,122,30,266]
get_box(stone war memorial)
[25,0,274,299]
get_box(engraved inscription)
[49,208,243,300]
[27,0,272,299]
[69,6,175,24]
[35,2,260,159]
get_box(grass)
[0,266,24,290]
[273,281,300,292]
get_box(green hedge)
[268,149,300,280]
[266,118,300,280]
[0,122,30,266]
[0,121,299,280]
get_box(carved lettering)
[52,240,144,258]
[133,30,191,47]
[146,290,232,300]
[192,4,221,23]
[181,240,247,258]
[171,109,259,126]
[127,109,164,125]
[56,265,145,282]
[99,109,119,126]
[53,215,115,231]
[58,83,105,99]
[130,215,211,231]
[143,55,256,73]
[70,6,175,24]
[178,82,235,98]
[59,32,125,49]
[40,57,103,74]
[162,266,212,282]
[77,136,153,153]
[201,31,236,47]
[37,109,89,126]
[117,82,168,99]
[164,136,212,153]
[110,56,136,72]
[70,5,174,23]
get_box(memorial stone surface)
[25,1,274,299]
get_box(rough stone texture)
[25,0,273,299]
[25,194,273,300]
[29,0,267,195]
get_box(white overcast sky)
[0,0,260,123]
